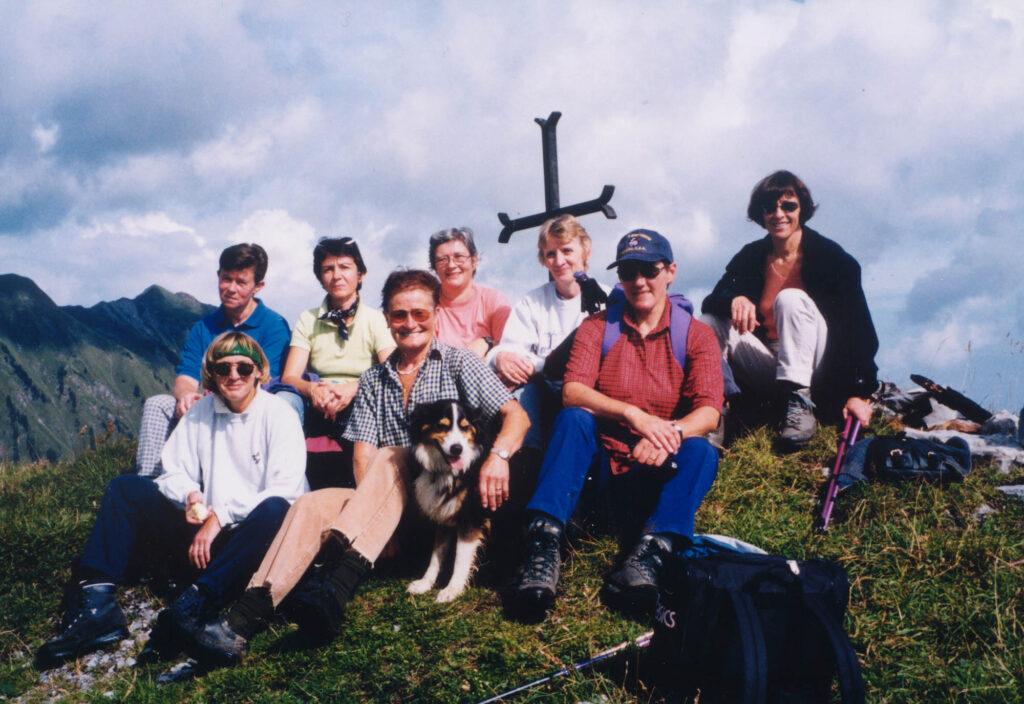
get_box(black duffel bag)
[649,552,864,704]
[866,436,971,481]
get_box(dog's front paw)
[435,585,465,603]
[407,579,433,595]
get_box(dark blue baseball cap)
[606,229,674,269]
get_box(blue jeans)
[275,389,307,425]
[515,377,562,450]
[526,407,718,539]
[78,475,290,603]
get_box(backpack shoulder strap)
[728,590,769,704]
[803,594,866,704]
[600,286,692,373]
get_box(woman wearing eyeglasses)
[429,227,512,358]
[276,237,394,435]
[700,170,878,450]
[35,332,307,670]
[186,269,529,667]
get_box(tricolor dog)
[406,400,490,602]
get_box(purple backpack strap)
[601,285,692,371]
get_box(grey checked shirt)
[343,341,514,448]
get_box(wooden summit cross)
[496,111,617,243]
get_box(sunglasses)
[617,262,666,282]
[211,361,256,378]
[387,308,433,324]
[762,201,799,215]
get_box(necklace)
[396,359,424,376]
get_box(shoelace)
[625,537,664,572]
[784,394,813,428]
[522,534,559,581]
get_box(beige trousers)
[247,446,411,607]
[700,288,828,392]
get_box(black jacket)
[701,227,878,413]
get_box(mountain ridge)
[0,273,215,462]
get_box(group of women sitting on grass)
[36,169,878,673]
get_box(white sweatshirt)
[156,388,309,527]
[486,280,610,375]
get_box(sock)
[319,530,352,567]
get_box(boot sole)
[35,628,128,670]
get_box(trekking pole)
[475,630,653,704]
[819,416,861,532]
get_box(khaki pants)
[247,446,411,607]
[700,288,828,392]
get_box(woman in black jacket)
[701,170,877,449]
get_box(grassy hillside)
[1,429,1022,703]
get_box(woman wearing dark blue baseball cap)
[700,170,878,450]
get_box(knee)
[143,394,175,417]
[251,496,291,522]
[773,288,814,313]
[553,407,595,432]
[106,473,154,501]
[678,437,718,466]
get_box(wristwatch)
[672,424,685,441]
[490,446,511,461]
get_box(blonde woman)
[35,332,307,669]
[486,215,609,450]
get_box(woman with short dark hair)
[701,170,878,449]
[277,237,394,435]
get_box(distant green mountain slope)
[0,274,214,462]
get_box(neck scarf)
[320,296,359,340]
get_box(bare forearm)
[492,401,530,454]
[563,381,634,423]
[675,406,720,439]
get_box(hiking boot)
[293,547,372,640]
[138,584,211,665]
[35,583,127,670]
[513,515,563,618]
[602,533,673,611]
[187,587,273,667]
[778,386,817,450]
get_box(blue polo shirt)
[175,299,291,381]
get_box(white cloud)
[1,0,1022,405]
[31,122,59,153]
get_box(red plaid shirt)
[564,302,723,474]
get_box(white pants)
[700,288,828,392]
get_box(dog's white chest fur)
[407,400,489,603]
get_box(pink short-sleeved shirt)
[435,284,512,350]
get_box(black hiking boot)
[291,543,372,641]
[35,583,127,670]
[512,515,563,620]
[138,584,212,665]
[187,587,274,668]
[602,533,674,613]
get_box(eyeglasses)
[387,308,433,324]
[211,361,256,378]
[617,262,666,282]
[433,254,471,267]
[762,201,799,215]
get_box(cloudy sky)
[2,1,1022,410]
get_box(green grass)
[1,430,1022,703]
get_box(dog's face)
[410,400,482,476]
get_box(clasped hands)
[310,380,358,421]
